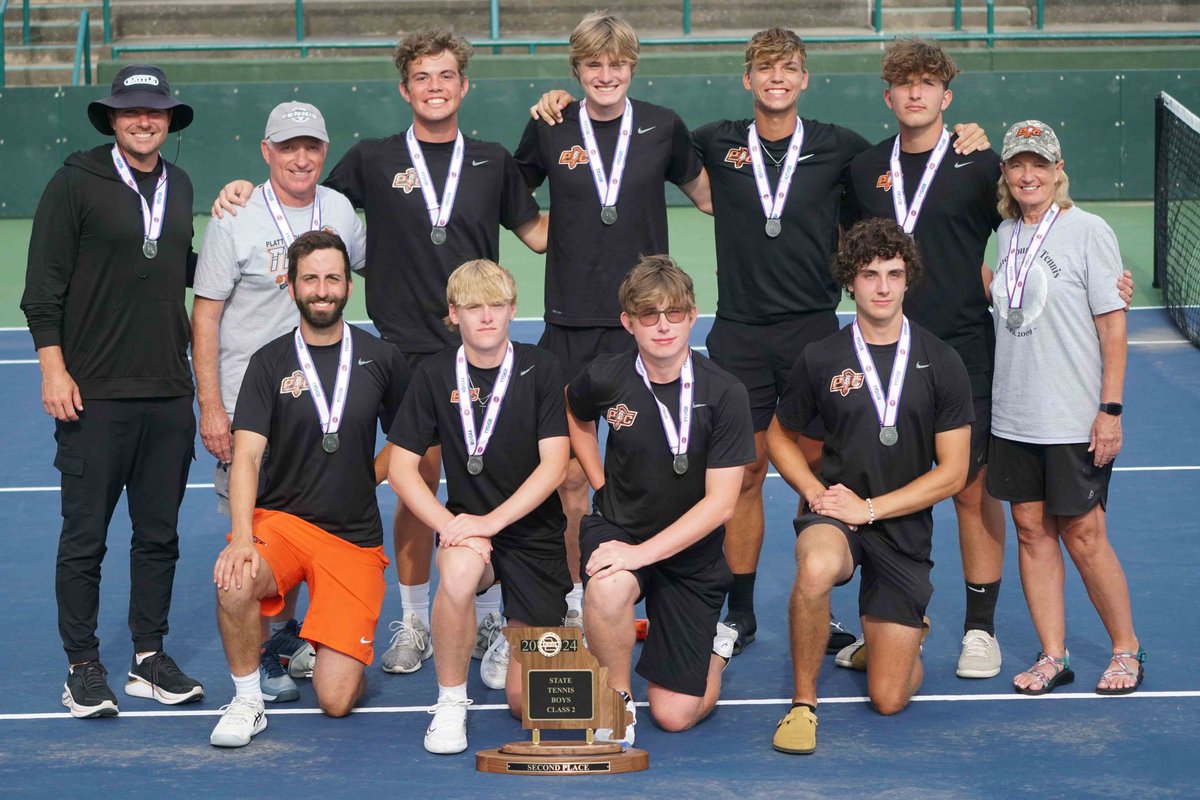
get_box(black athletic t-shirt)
[387,342,568,557]
[846,137,1002,379]
[515,100,702,327]
[233,325,411,547]
[776,322,973,561]
[567,350,756,568]
[324,135,540,352]
[691,118,871,323]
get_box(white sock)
[135,651,157,665]
[232,670,263,703]
[475,583,502,625]
[438,681,468,702]
[566,583,584,614]
[400,582,431,629]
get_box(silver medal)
[765,218,782,238]
[1008,309,1024,328]
[467,455,483,476]
[601,206,618,225]
[322,433,340,454]
[142,239,158,259]
[879,426,898,447]
[430,226,447,246]
[672,454,689,475]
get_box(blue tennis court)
[1,310,1197,797]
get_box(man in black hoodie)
[21,64,205,719]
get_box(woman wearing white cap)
[985,120,1144,696]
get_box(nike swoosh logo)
[360,637,373,644]
[637,126,656,134]
[358,358,374,366]
[967,586,986,593]
[520,365,536,376]
[954,161,974,169]
[916,362,930,369]
[797,153,815,162]
[472,159,490,167]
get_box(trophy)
[475,626,649,775]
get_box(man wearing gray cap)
[193,102,366,704]
[22,64,204,718]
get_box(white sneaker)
[424,696,472,754]
[480,629,510,690]
[957,629,1002,678]
[210,696,267,748]
[834,637,868,671]
[381,613,433,674]
[472,612,504,661]
[594,692,636,747]
[713,621,738,661]
[563,608,584,630]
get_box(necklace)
[761,145,787,168]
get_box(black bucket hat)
[87,64,194,135]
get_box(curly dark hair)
[881,37,960,87]
[832,218,923,295]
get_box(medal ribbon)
[455,342,514,460]
[405,126,465,231]
[851,317,911,431]
[262,181,322,249]
[293,322,353,437]
[1004,202,1061,310]
[747,118,805,222]
[889,128,951,235]
[634,352,694,460]
[111,144,168,246]
[578,99,633,212]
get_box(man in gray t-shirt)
[191,101,365,701]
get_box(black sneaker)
[62,661,119,718]
[826,616,858,654]
[269,619,315,679]
[125,652,205,705]
[722,612,757,656]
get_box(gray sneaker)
[957,629,1002,678]
[381,613,432,674]
[259,648,299,703]
[472,612,504,661]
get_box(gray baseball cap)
[1001,119,1062,162]
[264,102,329,143]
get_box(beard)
[295,292,348,329]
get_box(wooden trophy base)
[476,741,649,775]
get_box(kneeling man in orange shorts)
[209,230,411,747]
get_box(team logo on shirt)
[606,403,638,430]
[280,370,310,397]
[1015,125,1044,139]
[392,168,421,193]
[724,147,752,169]
[449,388,482,404]
[876,171,893,192]
[558,145,589,170]
[829,368,865,397]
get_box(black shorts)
[539,323,636,385]
[985,436,1112,517]
[488,541,572,627]
[579,513,731,697]
[967,392,991,481]
[706,312,839,433]
[794,513,932,629]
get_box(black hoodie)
[21,144,195,399]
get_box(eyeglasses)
[634,307,689,327]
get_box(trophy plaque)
[475,626,649,775]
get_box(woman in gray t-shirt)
[985,120,1144,697]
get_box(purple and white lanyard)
[293,323,353,445]
[747,118,805,235]
[578,98,633,223]
[851,317,911,445]
[111,144,168,255]
[406,126,464,241]
[889,128,950,235]
[634,352,694,474]
[455,342,514,474]
[1004,202,1061,312]
[262,181,321,248]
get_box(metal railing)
[71,7,90,85]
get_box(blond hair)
[881,37,960,87]
[393,30,472,87]
[569,12,639,80]
[744,27,807,73]
[996,169,1074,220]
[618,254,696,315]
[444,259,517,332]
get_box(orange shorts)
[239,508,390,666]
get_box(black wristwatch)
[1098,402,1123,416]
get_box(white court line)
[3,689,1197,722]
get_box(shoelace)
[259,648,287,679]
[79,662,110,692]
[388,619,426,650]
[428,697,473,717]
[219,695,262,722]
[141,652,185,690]
[477,614,502,647]
[961,634,994,659]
